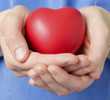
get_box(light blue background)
[0,0,110,11]
[0,0,110,100]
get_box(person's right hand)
[0,5,31,76]
[0,5,80,77]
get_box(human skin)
[27,6,110,95]
[0,6,80,76]
[0,5,89,77]
[0,6,110,95]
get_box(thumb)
[0,13,29,62]
[5,33,30,62]
[87,40,109,79]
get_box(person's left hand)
[64,6,110,79]
[27,64,93,96]
[0,5,79,77]
[27,6,110,95]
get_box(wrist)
[102,9,110,59]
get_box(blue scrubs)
[0,0,110,100]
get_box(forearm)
[101,7,110,59]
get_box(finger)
[0,39,78,71]
[73,66,96,75]
[13,70,28,77]
[64,55,90,72]
[19,53,79,70]
[64,65,79,72]
[28,64,69,95]
[39,53,79,67]
[90,66,104,80]
[4,62,29,77]
[48,65,79,90]
[0,34,37,72]
[29,77,48,89]
[28,64,49,89]
[27,64,47,78]
[40,69,69,96]
[90,71,100,80]
[0,37,30,71]
[77,55,90,67]
[0,34,38,71]
[29,78,67,96]
[48,65,93,92]
[29,77,66,95]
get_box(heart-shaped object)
[25,8,86,54]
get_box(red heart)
[25,8,86,54]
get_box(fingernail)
[15,47,27,62]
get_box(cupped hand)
[66,6,110,80]
[1,5,110,95]
[27,6,110,95]
[0,6,79,77]
[27,64,94,96]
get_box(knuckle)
[67,54,78,64]
[37,65,47,73]
[63,54,74,65]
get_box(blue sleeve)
[0,0,110,11]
